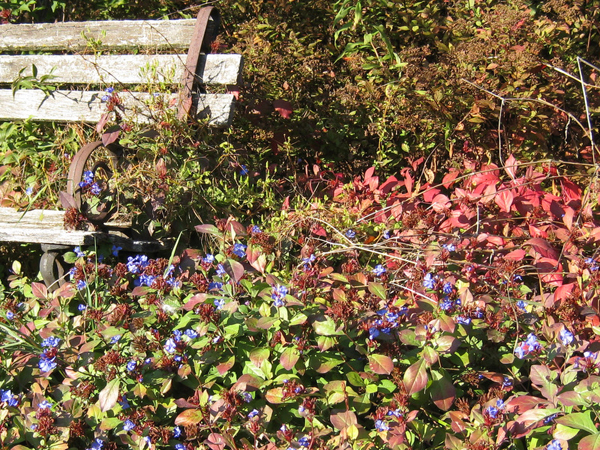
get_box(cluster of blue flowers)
[101,86,115,102]
[38,336,60,372]
[272,285,288,307]
[78,170,101,196]
[485,399,505,419]
[372,264,386,276]
[164,329,199,355]
[233,243,247,258]
[0,389,18,407]
[559,328,574,346]
[86,438,104,450]
[369,308,404,340]
[127,254,150,274]
[514,333,542,359]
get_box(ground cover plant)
[2,0,600,449]
[1,155,600,450]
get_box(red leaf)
[431,194,451,212]
[504,249,526,261]
[380,175,399,194]
[495,189,514,213]
[96,113,109,134]
[184,293,207,311]
[442,169,460,189]
[504,154,519,179]
[430,376,455,411]
[330,410,357,431]
[555,283,575,303]
[224,259,245,284]
[536,258,563,287]
[525,238,559,261]
[403,359,428,395]
[273,99,293,118]
[561,178,582,204]
[226,85,241,100]
[369,354,394,375]
[101,126,121,147]
[31,282,48,300]
[205,433,226,450]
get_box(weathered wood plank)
[0,208,164,251]
[0,19,199,52]
[0,54,243,86]
[0,89,235,126]
[0,208,130,228]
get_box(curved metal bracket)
[67,140,119,225]
[177,6,221,120]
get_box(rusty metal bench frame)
[0,6,242,288]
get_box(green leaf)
[429,374,455,411]
[368,354,394,375]
[99,378,119,412]
[249,348,270,368]
[553,424,580,440]
[312,315,343,336]
[556,412,598,435]
[280,347,299,370]
[175,409,204,426]
[367,281,387,300]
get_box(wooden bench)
[0,6,243,288]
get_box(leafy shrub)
[1,156,600,449]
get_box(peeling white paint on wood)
[0,90,236,126]
[0,19,199,52]
[0,54,243,86]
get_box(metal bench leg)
[40,244,70,291]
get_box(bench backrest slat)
[0,54,242,86]
[0,19,199,52]
[0,89,234,126]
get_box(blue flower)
[6,311,14,320]
[247,409,259,418]
[203,254,215,264]
[123,419,135,431]
[214,298,225,310]
[74,246,85,258]
[486,406,499,419]
[375,419,389,432]
[233,243,247,258]
[42,336,61,348]
[89,182,102,196]
[372,264,386,276]
[439,297,453,311]
[216,264,226,277]
[175,445,186,450]
[111,245,122,257]
[164,338,177,354]
[383,230,391,239]
[423,273,435,289]
[126,360,137,372]
[105,87,115,94]
[251,225,261,233]
[110,335,121,344]
[118,395,130,409]
[442,282,453,294]
[78,304,87,311]
[240,165,249,176]
[560,329,574,345]
[443,243,456,252]
[173,426,182,438]
[184,329,199,339]
[87,438,104,450]
[76,280,87,290]
[0,389,18,407]
[516,300,526,311]
[456,316,471,325]
[242,392,252,402]
[39,357,57,373]
[369,327,380,340]
[345,229,356,239]
[208,281,223,291]
[173,330,183,342]
[298,436,310,447]
[271,284,288,307]
[25,186,34,196]
[39,400,52,409]
[136,273,156,287]
[547,440,562,450]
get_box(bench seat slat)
[0,54,243,86]
[0,19,198,52]
[0,208,164,251]
[0,89,235,127]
